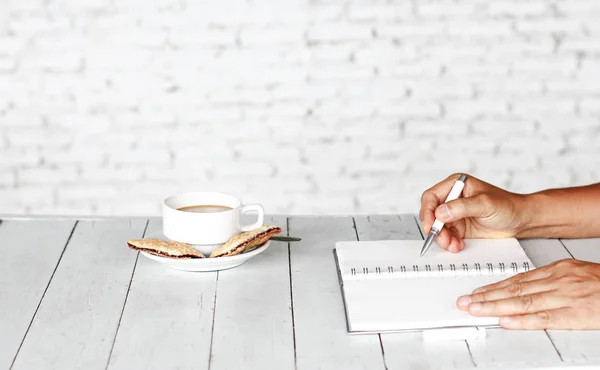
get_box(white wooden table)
[2,215,600,370]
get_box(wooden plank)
[519,239,572,268]
[546,330,600,364]
[11,219,147,370]
[288,216,385,370]
[209,216,294,370]
[508,364,600,370]
[0,220,76,370]
[354,215,475,370]
[468,328,561,367]
[106,218,217,370]
[560,238,600,262]
[0,215,149,221]
[354,214,423,241]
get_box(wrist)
[515,191,572,239]
[514,192,547,238]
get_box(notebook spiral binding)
[349,261,530,278]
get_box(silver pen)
[420,174,467,257]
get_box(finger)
[466,291,569,317]
[457,279,557,310]
[434,228,452,250]
[459,238,466,251]
[472,267,552,294]
[435,194,494,223]
[418,203,428,222]
[471,280,556,303]
[420,192,439,234]
[450,220,467,251]
[499,307,575,330]
[447,226,463,253]
[420,174,466,232]
[447,236,462,254]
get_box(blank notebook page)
[335,239,534,333]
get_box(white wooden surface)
[2,216,600,370]
[107,218,217,370]
[289,216,386,370]
[0,220,75,370]
[468,329,561,368]
[11,219,147,370]
[560,238,600,262]
[209,215,294,370]
[519,239,573,267]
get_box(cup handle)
[240,204,264,232]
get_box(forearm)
[517,183,600,238]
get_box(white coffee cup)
[163,192,264,255]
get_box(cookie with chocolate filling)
[127,238,205,259]
[209,225,282,258]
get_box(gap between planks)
[104,219,150,370]
[287,217,298,370]
[207,271,220,370]
[558,240,575,259]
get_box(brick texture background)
[0,0,599,216]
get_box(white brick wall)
[1,0,599,216]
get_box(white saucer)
[139,231,270,272]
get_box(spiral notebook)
[333,238,534,334]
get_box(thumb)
[435,195,493,223]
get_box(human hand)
[456,259,600,329]
[419,174,527,253]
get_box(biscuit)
[209,225,282,258]
[127,238,205,259]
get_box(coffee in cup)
[177,205,233,213]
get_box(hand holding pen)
[419,174,527,255]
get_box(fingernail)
[469,302,482,313]
[437,204,451,220]
[457,295,471,308]
[472,287,485,294]
[500,317,512,325]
